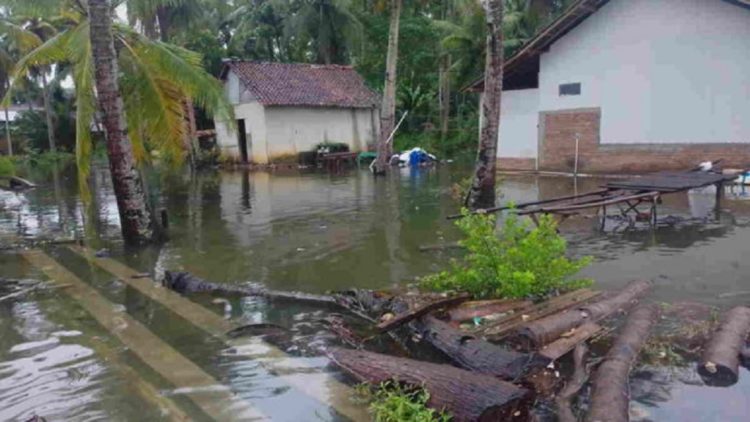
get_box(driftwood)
[164,271,341,306]
[0,175,36,190]
[511,280,652,350]
[556,343,591,422]
[448,299,531,323]
[536,322,602,364]
[586,304,659,422]
[327,347,530,422]
[698,306,750,387]
[377,293,470,332]
[474,289,601,341]
[415,315,531,380]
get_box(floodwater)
[2,163,750,421]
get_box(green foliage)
[0,155,14,176]
[355,382,451,422]
[17,150,73,168]
[421,209,593,299]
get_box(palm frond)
[66,22,95,199]
[3,26,72,105]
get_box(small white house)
[473,0,750,173]
[215,61,380,164]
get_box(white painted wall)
[263,107,377,161]
[498,88,539,158]
[538,0,750,144]
[216,102,267,162]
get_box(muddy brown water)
[2,164,750,421]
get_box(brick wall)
[536,108,750,173]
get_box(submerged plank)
[68,245,368,421]
[23,250,266,421]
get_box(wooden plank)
[536,322,602,363]
[376,293,471,332]
[448,299,531,323]
[518,191,660,215]
[68,245,368,422]
[473,289,601,341]
[22,250,266,421]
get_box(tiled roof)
[223,61,380,109]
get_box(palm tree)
[0,19,43,155]
[373,0,401,174]
[90,0,153,242]
[467,0,503,209]
[290,0,363,64]
[6,0,233,242]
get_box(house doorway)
[237,119,249,163]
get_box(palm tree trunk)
[41,72,56,153]
[183,98,198,168]
[439,54,451,141]
[467,0,503,210]
[88,0,155,243]
[373,0,401,174]
[4,106,12,156]
[156,6,171,42]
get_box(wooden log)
[164,271,340,306]
[698,306,750,387]
[327,347,531,422]
[416,315,531,380]
[377,293,471,332]
[474,288,601,341]
[448,299,531,323]
[511,280,652,350]
[536,322,602,364]
[586,304,659,422]
[556,343,590,422]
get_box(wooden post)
[715,181,723,218]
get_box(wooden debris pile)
[164,272,750,421]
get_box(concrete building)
[215,61,380,164]
[472,0,750,173]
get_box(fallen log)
[586,304,659,422]
[698,306,750,387]
[448,299,531,323]
[416,315,531,380]
[164,271,341,306]
[327,347,531,422]
[377,293,471,332]
[511,280,652,350]
[556,343,590,422]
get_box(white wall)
[263,107,377,161]
[498,88,539,158]
[216,102,267,162]
[538,0,750,144]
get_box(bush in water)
[421,209,593,299]
[0,156,14,177]
[355,381,451,422]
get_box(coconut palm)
[5,0,233,242]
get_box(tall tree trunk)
[41,72,56,153]
[156,6,171,42]
[373,0,401,175]
[88,0,154,244]
[183,98,198,168]
[439,54,451,141]
[4,106,12,156]
[467,0,503,209]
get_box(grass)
[0,156,14,177]
[355,381,451,422]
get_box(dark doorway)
[237,119,248,163]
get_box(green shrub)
[356,382,451,422]
[0,156,15,176]
[421,209,592,299]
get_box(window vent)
[559,83,581,96]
